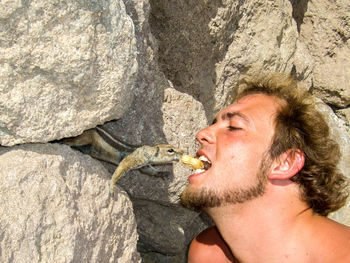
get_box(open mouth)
[193,155,212,174]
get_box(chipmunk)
[62,126,135,166]
[62,126,183,193]
[109,144,183,194]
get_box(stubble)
[180,153,272,211]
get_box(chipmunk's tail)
[109,154,144,194]
[110,165,125,194]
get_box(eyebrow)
[212,112,251,125]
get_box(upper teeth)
[199,155,211,163]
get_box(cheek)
[216,137,245,158]
[217,142,263,173]
[215,133,268,166]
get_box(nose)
[196,125,215,145]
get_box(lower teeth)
[194,169,205,174]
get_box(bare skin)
[188,226,235,263]
[184,94,350,262]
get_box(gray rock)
[95,0,211,259]
[0,143,141,263]
[108,86,208,260]
[337,108,350,127]
[0,0,137,146]
[292,39,315,89]
[214,0,298,113]
[296,0,350,108]
[149,0,298,117]
[132,199,201,261]
[312,48,350,107]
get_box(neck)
[204,181,317,262]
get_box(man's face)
[181,94,281,210]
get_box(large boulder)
[149,0,298,116]
[93,0,212,260]
[294,0,350,109]
[0,143,141,263]
[0,0,137,146]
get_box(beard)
[180,153,272,211]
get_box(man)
[180,73,350,262]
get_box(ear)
[268,149,305,180]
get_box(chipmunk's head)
[153,144,183,163]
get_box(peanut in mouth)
[181,155,204,170]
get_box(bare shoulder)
[329,220,350,257]
[327,218,350,242]
[188,226,235,263]
[313,217,350,261]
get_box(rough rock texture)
[295,0,350,108]
[88,1,211,260]
[0,143,141,263]
[1,0,350,262]
[132,200,208,263]
[83,0,211,259]
[0,0,137,146]
[149,0,298,118]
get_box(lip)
[196,150,213,170]
[187,149,212,182]
[188,169,207,182]
[196,149,210,161]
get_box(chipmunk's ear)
[268,149,305,180]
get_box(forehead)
[217,94,281,125]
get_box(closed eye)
[228,126,242,131]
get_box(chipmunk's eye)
[167,148,175,154]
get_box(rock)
[149,0,298,116]
[133,200,205,262]
[0,143,141,263]
[297,0,350,62]
[312,49,350,107]
[296,0,350,108]
[292,39,315,89]
[95,0,211,259]
[0,0,137,146]
[214,0,298,113]
[337,108,350,127]
[104,86,208,261]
